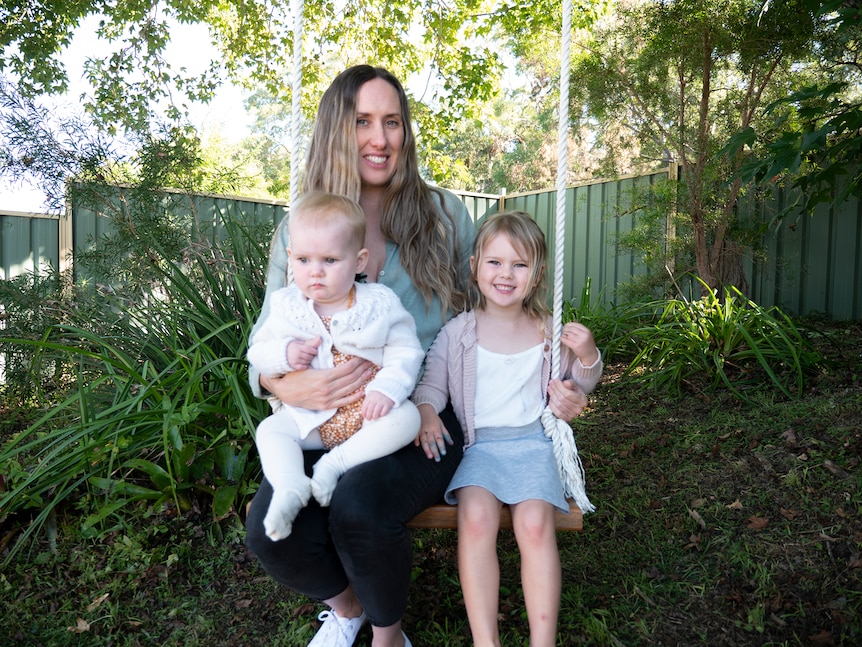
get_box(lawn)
[1,319,860,646]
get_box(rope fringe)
[542,407,595,513]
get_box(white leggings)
[255,400,420,495]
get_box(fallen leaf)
[67,618,90,634]
[781,428,798,447]
[823,460,849,479]
[745,516,769,531]
[235,599,253,609]
[848,554,862,569]
[688,508,707,529]
[86,593,109,612]
[808,629,834,645]
[292,602,317,619]
[726,499,744,510]
[780,508,799,520]
[754,452,773,472]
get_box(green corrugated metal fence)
[2,173,861,319]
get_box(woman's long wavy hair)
[469,211,550,325]
[301,65,467,317]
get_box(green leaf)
[82,499,132,530]
[123,459,172,491]
[212,484,239,520]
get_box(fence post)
[59,196,73,277]
[665,162,679,278]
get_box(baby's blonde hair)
[470,211,549,322]
[288,191,366,252]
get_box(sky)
[0,17,248,214]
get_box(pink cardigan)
[412,311,603,450]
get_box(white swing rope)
[285,0,304,285]
[541,0,596,513]
[289,0,303,208]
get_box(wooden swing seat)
[407,499,583,531]
[244,499,583,531]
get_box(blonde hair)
[288,191,366,252]
[470,211,549,322]
[302,65,467,316]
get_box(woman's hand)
[547,378,588,421]
[260,357,373,411]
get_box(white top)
[474,343,545,429]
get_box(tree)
[423,0,610,194]
[725,0,862,215]
[570,0,822,294]
[0,1,563,139]
[1,1,605,198]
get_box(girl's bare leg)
[511,500,561,647]
[456,486,504,647]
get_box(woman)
[244,65,589,647]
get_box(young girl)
[248,192,423,542]
[412,211,603,647]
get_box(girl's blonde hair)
[288,192,366,252]
[469,211,549,322]
[301,65,467,316]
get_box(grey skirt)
[444,418,569,514]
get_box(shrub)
[619,284,822,399]
[0,208,272,563]
[563,279,823,400]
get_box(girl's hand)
[260,357,373,410]
[561,322,599,366]
[547,378,588,421]
[414,403,453,462]
[362,391,394,420]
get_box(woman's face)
[354,77,405,188]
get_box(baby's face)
[288,221,365,310]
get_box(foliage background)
[1,2,861,644]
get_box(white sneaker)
[307,609,367,647]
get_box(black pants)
[245,405,464,627]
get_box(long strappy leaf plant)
[0,192,272,563]
[564,277,824,400]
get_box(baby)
[248,192,423,540]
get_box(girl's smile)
[472,233,535,311]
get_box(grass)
[2,318,860,646]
